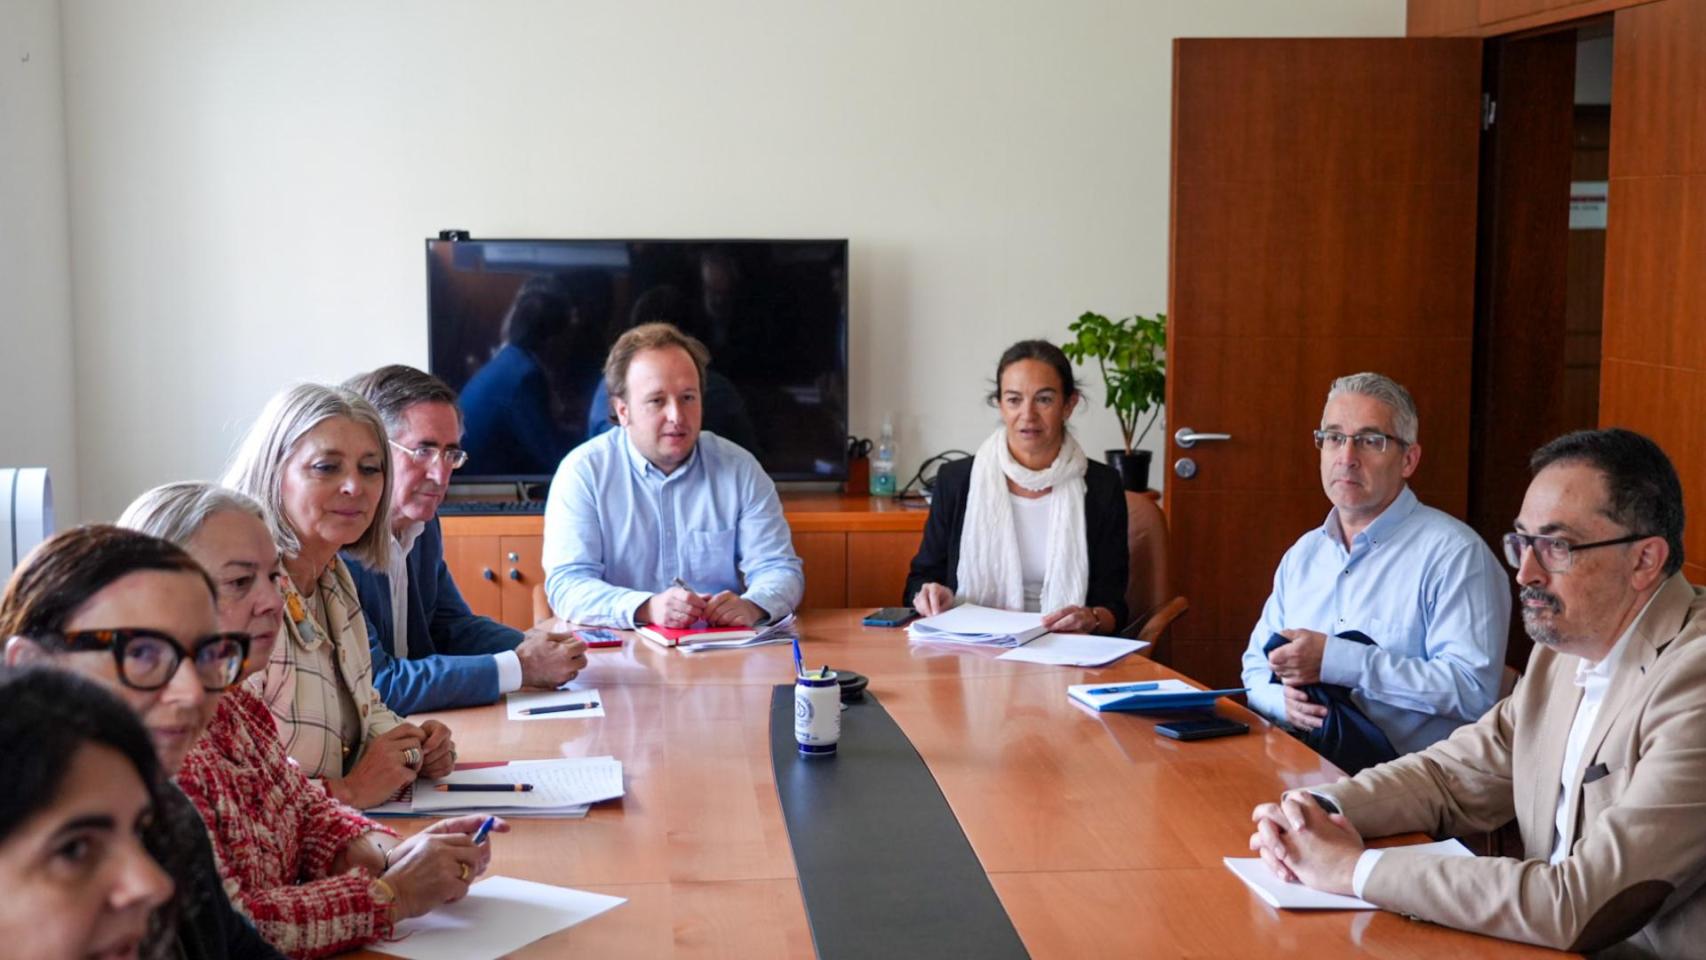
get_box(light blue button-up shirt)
[1240,485,1511,756]
[541,428,804,628]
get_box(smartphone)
[575,628,624,649]
[862,607,918,627]
[1156,716,1250,741]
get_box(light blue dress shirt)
[1240,485,1511,756]
[542,428,804,628]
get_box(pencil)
[433,783,534,792]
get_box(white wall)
[1,0,79,523]
[58,0,1404,520]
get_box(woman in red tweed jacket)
[122,482,508,959]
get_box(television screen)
[427,238,849,484]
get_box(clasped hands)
[641,585,764,629]
[1248,792,1365,897]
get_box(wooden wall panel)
[846,531,923,608]
[1409,0,1657,36]
[1410,0,1481,35]
[1600,0,1706,588]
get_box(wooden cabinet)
[440,494,927,629]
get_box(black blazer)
[903,456,1129,627]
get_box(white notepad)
[506,688,605,721]
[1223,838,1473,910]
[375,875,625,960]
[410,756,624,813]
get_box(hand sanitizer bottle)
[870,417,897,497]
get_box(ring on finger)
[459,862,471,882]
[403,746,422,767]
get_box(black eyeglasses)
[55,629,251,692]
[1502,532,1652,574]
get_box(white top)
[387,520,523,693]
[1008,491,1053,612]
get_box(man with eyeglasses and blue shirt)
[1239,372,1510,773]
[342,365,587,714]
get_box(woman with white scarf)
[904,340,1130,634]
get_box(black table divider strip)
[769,685,1031,959]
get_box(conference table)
[354,610,1573,959]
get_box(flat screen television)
[427,238,849,485]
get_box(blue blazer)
[345,519,523,714]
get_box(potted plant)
[1060,310,1166,492]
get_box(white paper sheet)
[681,613,797,652]
[374,875,626,960]
[1223,839,1474,910]
[410,756,624,813]
[908,604,1049,647]
[506,688,605,721]
[998,633,1149,667]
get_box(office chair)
[1122,491,1188,663]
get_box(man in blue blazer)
[344,365,587,714]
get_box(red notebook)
[635,623,759,648]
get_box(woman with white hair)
[223,384,457,809]
[120,482,498,959]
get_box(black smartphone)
[862,607,918,627]
[1156,716,1250,741]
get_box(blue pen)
[1086,682,1160,696]
[472,815,497,845]
[791,634,804,679]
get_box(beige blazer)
[1318,573,1706,957]
[246,556,404,779]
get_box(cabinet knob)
[507,569,522,582]
[481,568,495,581]
[507,551,520,562]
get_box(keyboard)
[437,500,547,516]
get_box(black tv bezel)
[425,236,851,487]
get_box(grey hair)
[220,383,395,569]
[1325,372,1419,445]
[117,482,265,548]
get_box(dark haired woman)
[905,340,1130,634]
[1,525,285,960]
[0,666,176,960]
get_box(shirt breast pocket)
[683,528,738,589]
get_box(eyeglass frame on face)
[49,628,252,692]
[1501,531,1653,574]
[389,439,468,470]
[1312,429,1408,455]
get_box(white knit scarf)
[955,427,1089,613]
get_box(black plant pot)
[1105,449,1151,492]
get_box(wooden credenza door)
[1164,38,1484,688]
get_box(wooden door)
[1165,39,1483,687]
[442,533,502,621]
[498,535,545,630]
[1601,0,1706,585]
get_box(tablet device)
[1155,716,1249,741]
[862,607,918,627]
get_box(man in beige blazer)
[1248,428,1706,958]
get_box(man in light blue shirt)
[542,322,803,629]
[1240,372,1509,759]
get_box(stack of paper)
[681,614,798,652]
[908,604,1049,648]
[377,875,626,960]
[408,756,624,816]
[1223,839,1473,910]
[998,633,1149,667]
[1066,677,1246,712]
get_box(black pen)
[521,701,601,716]
[434,783,534,792]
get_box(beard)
[1520,586,1566,647]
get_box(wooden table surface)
[352,610,1573,959]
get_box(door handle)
[1174,427,1232,449]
